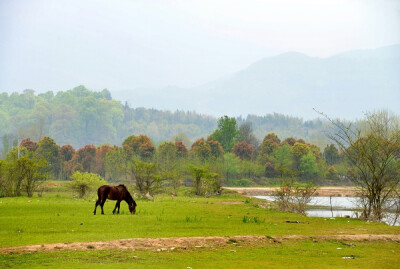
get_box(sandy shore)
[225,186,358,197]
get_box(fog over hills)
[113,44,400,120]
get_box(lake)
[254,195,399,226]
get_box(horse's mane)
[118,184,135,205]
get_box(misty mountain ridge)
[114,44,400,120]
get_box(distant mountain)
[116,44,400,120]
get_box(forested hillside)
[0,86,330,155]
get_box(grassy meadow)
[1,185,400,268]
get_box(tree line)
[0,86,332,154]
[0,115,348,197]
[1,110,399,225]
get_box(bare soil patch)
[226,187,358,197]
[2,234,399,254]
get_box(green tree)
[323,110,400,222]
[36,136,60,177]
[299,153,318,179]
[208,116,238,152]
[188,165,219,196]
[19,156,48,197]
[223,153,241,179]
[68,171,107,198]
[323,144,340,165]
[271,144,293,178]
[104,146,128,181]
[2,134,9,157]
[131,160,161,197]
[291,142,310,169]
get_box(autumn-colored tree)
[60,145,75,162]
[232,141,254,160]
[282,137,296,146]
[260,133,281,156]
[264,162,276,177]
[191,138,211,162]
[291,142,310,168]
[208,140,224,159]
[94,144,113,177]
[122,134,155,160]
[20,138,38,152]
[296,138,306,144]
[73,145,97,173]
[175,141,188,158]
[59,145,75,180]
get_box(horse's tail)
[97,186,102,203]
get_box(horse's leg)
[100,198,107,215]
[94,189,102,215]
[117,200,121,214]
[113,200,120,214]
[93,199,100,215]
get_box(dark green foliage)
[208,116,238,152]
[323,144,340,165]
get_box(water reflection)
[254,195,399,226]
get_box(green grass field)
[1,189,399,268]
[2,241,400,269]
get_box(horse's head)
[129,201,137,214]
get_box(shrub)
[274,178,317,214]
[68,171,107,198]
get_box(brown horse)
[93,184,137,215]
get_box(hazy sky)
[1,0,399,94]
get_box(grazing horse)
[93,184,137,215]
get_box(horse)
[93,184,137,215]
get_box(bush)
[274,178,317,214]
[68,171,107,198]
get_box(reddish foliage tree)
[122,134,155,159]
[94,144,113,177]
[232,140,254,160]
[207,140,224,159]
[264,162,276,177]
[191,138,211,161]
[175,141,188,158]
[73,145,97,173]
[260,133,281,156]
[282,137,296,146]
[20,138,38,152]
[60,145,75,162]
[297,138,306,144]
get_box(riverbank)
[225,186,358,197]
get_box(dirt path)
[226,187,358,197]
[2,234,400,254]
